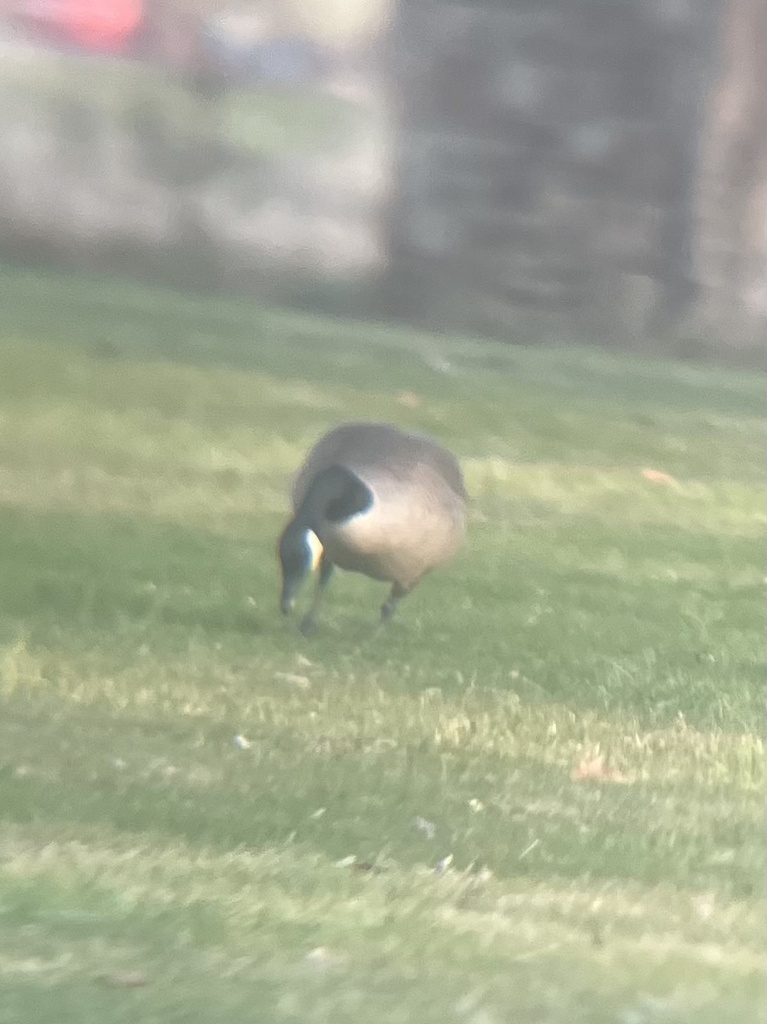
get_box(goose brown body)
[279,422,468,630]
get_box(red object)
[17,0,145,54]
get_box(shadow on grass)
[0,699,761,901]
[2,502,765,731]
[0,506,268,637]
[1,266,765,420]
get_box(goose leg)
[299,559,334,636]
[380,581,409,625]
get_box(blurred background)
[0,6,764,1016]
[0,0,763,361]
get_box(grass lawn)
[0,267,764,1023]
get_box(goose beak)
[278,527,321,616]
[280,589,296,616]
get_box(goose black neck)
[294,464,373,528]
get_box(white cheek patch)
[305,530,324,571]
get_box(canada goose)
[277,422,468,633]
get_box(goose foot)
[298,613,318,637]
[380,583,408,625]
[379,600,397,624]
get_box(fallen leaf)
[397,390,421,408]
[641,468,676,485]
[572,754,631,784]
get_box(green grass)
[0,266,764,1023]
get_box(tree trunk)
[696,0,767,345]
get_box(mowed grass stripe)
[0,268,763,1022]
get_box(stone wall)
[0,37,388,309]
[384,0,765,352]
[1,5,764,358]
